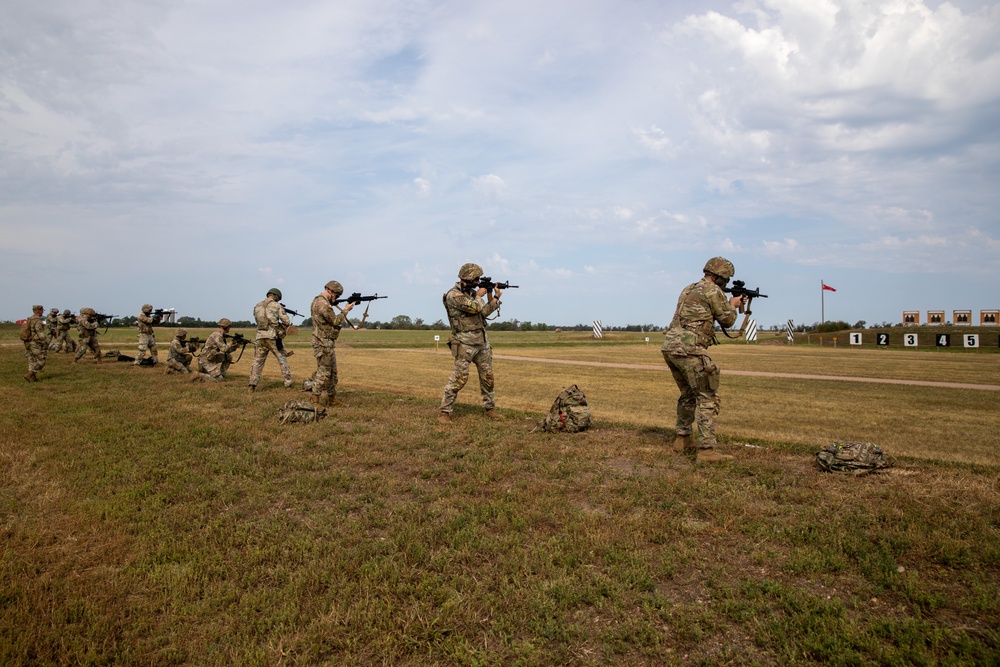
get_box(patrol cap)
[33,304,43,312]
[324,280,344,296]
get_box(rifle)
[223,332,254,363]
[280,303,306,318]
[332,292,389,305]
[331,293,387,329]
[179,337,204,347]
[722,280,768,338]
[90,313,118,334]
[476,277,519,291]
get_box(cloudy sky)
[3,0,998,328]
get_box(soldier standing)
[45,308,60,350]
[73,308,103,363]
[191,318,239,382]
[165,329,196,375]
[55,310,77,353]
[661,257,747,463]
[248,288,292,392]
[438,263,504,424]
[135,304,161,366]
[308,280,355,407]
[22,305,48,381]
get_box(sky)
[2,0,999,329]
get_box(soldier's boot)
[484,409,504,421]
[96,356,103,364]
[73,357,79,364]
[672,435,695,454]
[283,380,293,388]
[189,373,205,382]
[24,372,37,382]
[437,412,452,425]
[696,449,734,463]
[248,384,256,393]
[284,350,294,357]
[329,395,348,407]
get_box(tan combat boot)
[24,372,37,382]
[437,412,452,425]
[696,449,734,463]
[672,434,695,454]
[248,384,256,393]
[484,409,504,421]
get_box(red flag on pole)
[822,282,837,292]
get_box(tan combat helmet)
[142,303,153,313]
[218,318,232,328]
[50,307,59,314]
[703,257,735,281]
[176,328,188,339]
[324,280,344,296]
[458,263,483,281]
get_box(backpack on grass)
[278,400,327,425]
[816,441,895,474]
[540,384,591,433]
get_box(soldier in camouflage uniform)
[135,304,161,366]
[191,318,239,382]
[74,308,103,363]
[248,288,292,391]
[438,263,504,424]
[55,310,77,353]
[165,329,196,375]
[23,305,48,381]
[662,257,747,463]
[307,280,355,407]
[45,308,60,350]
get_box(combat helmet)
[703,257,735,281]
[458,263,483,281]
[50,307,59,314]
[218,318,232,328]
[80,307,95,316]
[266,288,282,300]
[63,309,71,316]
[176,328,188,338]
[142,303,153,313]
[324,280,344,296]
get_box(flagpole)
[821,280,825,324]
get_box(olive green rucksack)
[816,441,895,474]
[540,385,591,433]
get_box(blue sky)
[2,0,998,328]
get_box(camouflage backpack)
[540,385,591,433]
[278,400,327,425]
[816,441,895,474]
[18,319,32,342]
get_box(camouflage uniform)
[74,308,103,362]
[661,273,738,451]
[24,306,48,381]
[195,328,237,382]
[135,304,160,365]
[45,308,59,350]
[165,330,195,374]
[309,282,351,404]
[55,310,77,353]
[248,291,292,388]
[439,271,501,416]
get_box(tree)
[390,315,413,329]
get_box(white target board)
[904,333,918,347]
[964,334,980,349]
[849,333,862,345]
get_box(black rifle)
[179,337,204,346]
[722,280,768,338]
[223,332,254,363]
[88,313,118,334]
[280,303,306,318]
[333,292,389,305]
[476,277,518,291]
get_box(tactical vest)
[443,287,485,334]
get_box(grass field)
[2,326,998,665]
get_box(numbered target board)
[904,333,918,347]
[963,334,979,349]
[936,334,951,348]
[849,333,862,345]
[876,333,889,346]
